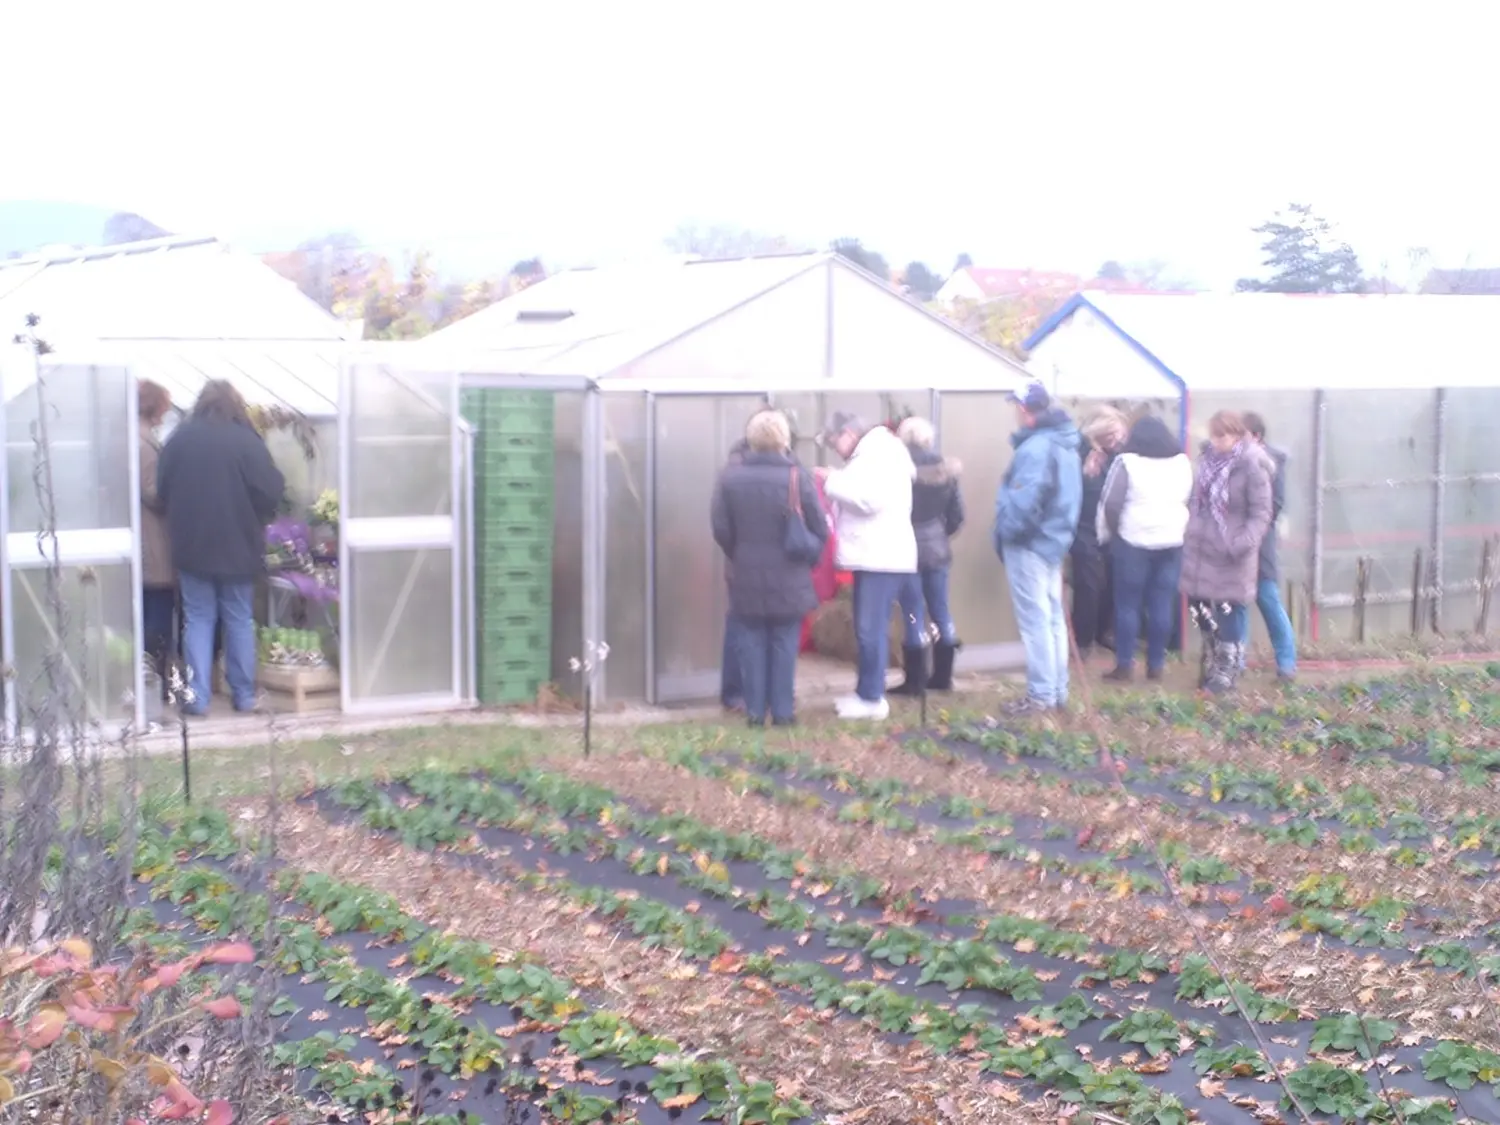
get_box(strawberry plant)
[1102,1009,1212,1058]
[1309,1013,1398,1059]
[1420,1039,1500,1091]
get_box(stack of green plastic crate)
[462,388,556,704]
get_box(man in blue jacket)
[994,381,1083,713]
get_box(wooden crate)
[259,662,340,713]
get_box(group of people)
[711,408,963,727]
[1009,380,1297,712]
[709,380,1298,725]
[138,378,286,716]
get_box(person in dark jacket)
[718,437,751,712]
[890,416,965,694]
[1231,412,1297,681]
[157,380,285,715]
[711,410,828,727]
[1071,408,1127,661]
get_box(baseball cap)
[1008,379,1051,413]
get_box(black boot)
[890,645,928,696]
[928,641,957,692]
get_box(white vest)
[1104,453,1193,549]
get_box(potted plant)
[257,625,339,711]
[308,489,339,558]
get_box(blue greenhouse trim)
[1023,293,1190,448]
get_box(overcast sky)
[5,1,1496,287]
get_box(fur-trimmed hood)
[913,454,962,486]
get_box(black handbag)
[783,467,823,565]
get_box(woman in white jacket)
[1095,414,1192,683]
[816,412,917,721]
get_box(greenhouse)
[1023,291,1500,646]
[2,248,1047,728]
[424,251,1035,706]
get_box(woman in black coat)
[710,410,829,727]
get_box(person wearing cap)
[994,380,1083,714]
[815,411,918,721]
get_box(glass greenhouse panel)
[939,392,1019,649]
[345,549,455,702]
[652,394,764,702]
[602,394,648,702]
[339,363,462,710]
[549,393,587,691]
[6,364,132,537]
[1320,390,1438,612]
[10,563,136,727]
[347,367,452,521]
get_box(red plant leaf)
[9,1049,32,1074]
[200,996,241,1020]
[156,959,195,989]
[23,1007,66,1049]
[201,943,255,966]
[65,1005,117,1033]
[204,1099,234,1125]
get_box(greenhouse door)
[650,393,767,703]
[338,361,466,714]
[1,353,145,734]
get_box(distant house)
[1420,268,1500,295]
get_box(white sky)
[5,1,1497,287]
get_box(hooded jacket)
[823,426,918,573]
[909,448,964,570]
[993,408,1083,566]
[1258,443,1288,583]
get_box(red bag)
[802,477,841,651]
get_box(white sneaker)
[832,693,862,712]
[837,696,890,721]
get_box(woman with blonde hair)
[891,416,965,693]
[711,409,829,726]
[1179,409,1273,693]
[1071,407,1128,659]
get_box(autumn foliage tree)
[266,234,543,340]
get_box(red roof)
[959,267,1081,298]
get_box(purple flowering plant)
[265,517,338,604]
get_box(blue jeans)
[852,571,907,702]
[734,616,801,723]
[1232,579,1297,673]
[899,567,955,646]
[1111,541,1182,673]
[179,572,257,713]
[1002,545,1069,706]
[720,612,745,707]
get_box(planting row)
[129,810,811,1124]
[318,766,1500,1123]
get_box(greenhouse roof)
[0,236,351,414]
[1024,291,1500,395]
[424,251,1029,390]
